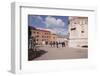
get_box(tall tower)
[68,16,88,48]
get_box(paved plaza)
[34,45,88,60]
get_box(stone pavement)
[34,45,88,60]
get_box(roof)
[28,26,36,30]
[37,29,50,32]
[28,26,50,32]
[69,16,88,21]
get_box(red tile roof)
[29,26,50,32]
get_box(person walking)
[62,42,65,47]
[56,41,59,48]
[63,42,65,47]
[53,41,55,47]
[50,41,53,47]
[61,42,63,48]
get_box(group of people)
[49,41,66,48]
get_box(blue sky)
[28,15,69,36]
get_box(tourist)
[53,41,55,47]
[61,42,65,47]
[50,41,53,47]
[56,41,59,48]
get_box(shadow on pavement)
[28,49,47,61]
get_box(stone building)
[68,16,88,48]
[50,34,57,42]
[29,26,58,45]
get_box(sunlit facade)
[29,26,58,45]
[68,16,88,48]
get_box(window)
[53,37,55,39]
[81,31,84,33]
[71,27,76,31]
[74,22,77,24]
[36,35,39,37]
[33,31,35,33]
[85,20,88,24]
[37,32,39,34]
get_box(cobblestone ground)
[34,45,88,60]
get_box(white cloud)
[45,16,56,26]
[44,16,67,36]
[47,28,67,36]
[53,28,67,35]
[57,19,65,26]
[36,16,43,20]
[32,15,43,21]
[45,16,65,28]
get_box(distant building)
[57,37,67,42]
[68,16,88,48]
[29,26,58,45]
[57,37,68,46]
[50,34,57,42]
